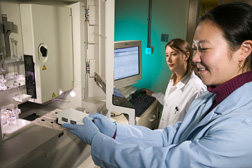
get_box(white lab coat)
[152,71,206,128]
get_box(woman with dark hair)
[141,38,206,128]
[63,2,252,168]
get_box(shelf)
[0,56,23,65]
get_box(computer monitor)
[114,40,142,95]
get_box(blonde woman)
[142,38,206,128]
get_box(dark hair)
[198,2,252,70]
[166,38,199,80]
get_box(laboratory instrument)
[56,108,93,125]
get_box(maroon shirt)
[207,71,252,111]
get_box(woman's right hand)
[139,88,153,96]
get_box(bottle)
[7,110,16,125]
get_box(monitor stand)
[118,86,137,98]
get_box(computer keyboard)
[129,92,156,117]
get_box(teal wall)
[115,0,189,93]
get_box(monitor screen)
[114,40,142,89]
[114,46,139,80]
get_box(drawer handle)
[149,115,156,122]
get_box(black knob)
[40,46,48,57]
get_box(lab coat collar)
[214,81,252,115]
[183,82,252,140]
[192,81,252,116]
[173,71,193,90]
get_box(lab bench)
[0,98,158,168]
[0,105,91,168]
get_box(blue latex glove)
[62,117,99,145]
[89,113,116,138]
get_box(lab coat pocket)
[173,106,181,121]
[166,106,183,126]
[174,106,187,123]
